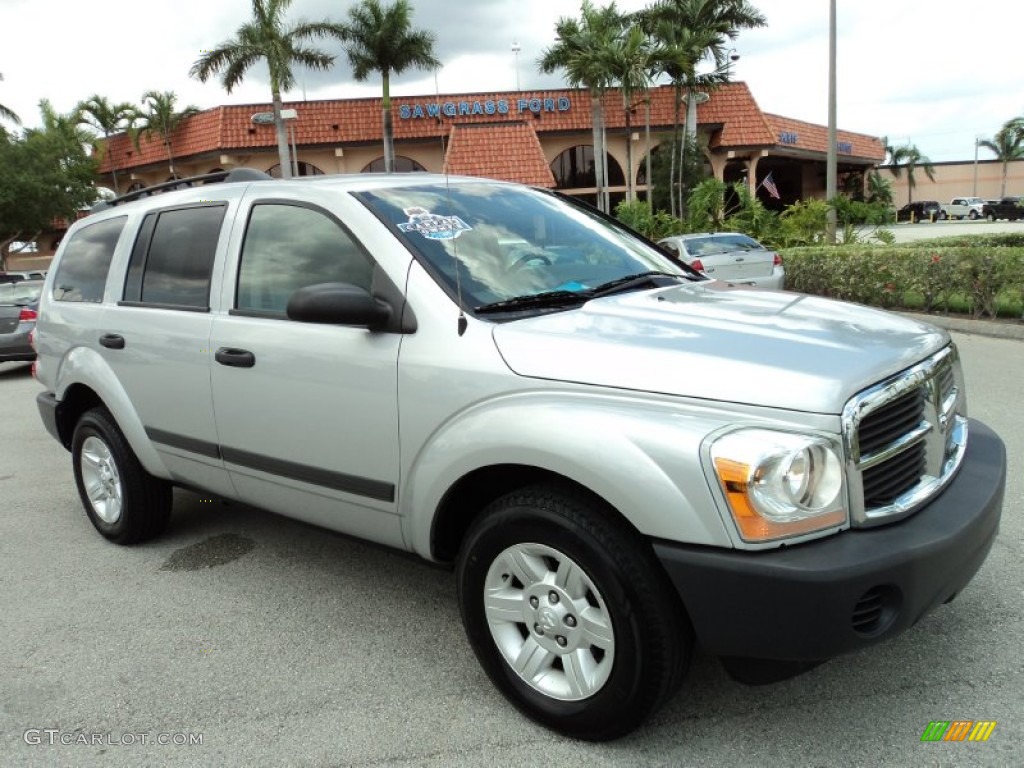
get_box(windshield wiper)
[474,290,588,315]
[589,271,687,298]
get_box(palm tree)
[190,0,340,180]
[644,21,722,217]
[337,0,440,174]
[979,119,1024,198]
[888,143,936,204]
[607,24,652,203]
[640,0,766,217]
[77,95,137,193]
[138,91,201,177]
[0,73,20,126]
[33,99,90,145]
[540,1,623,213]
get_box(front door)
[209,199,404,547]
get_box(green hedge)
[784,241,1024,319]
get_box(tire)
[986,213,995,222]
[71,407,172,544]
[456,484,691,740]
[969,210,979,220]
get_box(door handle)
[215,347,256,368]
[99,334,125,350]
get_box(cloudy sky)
[1,0,1019,163]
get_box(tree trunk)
[591,89,607,213]
[623,95,634,203]
[106,131,121,194]
[165,137,176,177]
[644,99,652,209]
[669,85,682,219]
[272,89,292,180]
[382,72,394,173]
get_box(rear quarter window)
[51,216,127,302]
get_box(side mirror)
[286,283,392,329]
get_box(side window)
[122,204,226,309]
[51,216,127,302]
[236,203,374,314]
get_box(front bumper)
[654,418,1005,661]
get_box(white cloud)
[1,0,1020,163]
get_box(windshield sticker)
[397,207,472,241]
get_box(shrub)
[614,200,681,241]
[784,243,1024,319]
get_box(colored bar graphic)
[920,721,997,742]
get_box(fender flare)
[55,346,171,479]
[400,391,734,560]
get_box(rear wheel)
[456,484,691,740]
[72,407,172,544]
[968,210,979,220]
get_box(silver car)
[0,279,42,362]
[33,171,1003,741]
[658,232,784,289]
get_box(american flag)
[762,172,780,200]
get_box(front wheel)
[456,485,691,740]
[72,407,172,544]
[968,210,979,220]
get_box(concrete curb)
[899,312,1024,341]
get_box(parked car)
[940,197,985,220]
[0,279,43,362]
[896,200,942,222]
[982,196,1022,221]
[33,170,1004,740]
[0,269,47,283]
[657,232,784,289]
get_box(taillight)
[772,253,783,267]
[690,258,705,272]
[19,307,37,323]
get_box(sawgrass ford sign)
[398,96,572,120]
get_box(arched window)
[361,156,427,173]
[266,161,326,178]
[550,145,624,189]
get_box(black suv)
[896,200,942,222]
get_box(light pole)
[973,136,980,197]
[726,48,739,79]
[825,0,838,245]
[511,41,521,91]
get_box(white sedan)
[658,232,784,289]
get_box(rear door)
[208,196,405,548]
[100,199,236,496]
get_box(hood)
[491,282,949,414]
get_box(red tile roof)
[764,113,885,161]
[443,122,555,187]
[98,83,883,174]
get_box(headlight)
[710,430,847,542]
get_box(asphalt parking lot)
[1,328,1022,767]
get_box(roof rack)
[90,168,272,213]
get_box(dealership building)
[98,81,884,210]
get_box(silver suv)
[34,170,1005,740]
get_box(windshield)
[683,234,764,257]
[356,182,690,312]
[0,280,43,305]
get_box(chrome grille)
[857,389,924,456]
[843,346,968,527]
